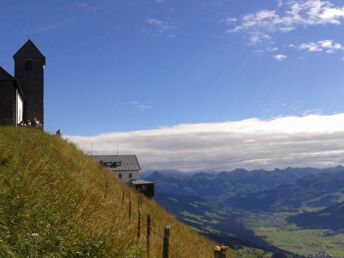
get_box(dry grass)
[0,127,226,258]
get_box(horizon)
[139,165,344,174]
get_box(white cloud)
[297,40,343,53]
[128,101,152,111]
[116,100,152,112]
[273,54,288,61]
[228,0,344,45]
[67,114,344,172]
[145,18,177,33]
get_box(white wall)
[112,170,139,183]
[16,90,24,124]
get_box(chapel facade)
[0,40,45,128]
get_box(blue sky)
[3,0,344,170]
[1,0,344,136]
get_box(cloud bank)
[67,114,344,172]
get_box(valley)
[144,167,344,257]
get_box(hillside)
[288,201,344,230]
[225,170,344,211]
[0,127,220,258]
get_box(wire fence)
[103,181,229,258]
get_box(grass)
[0,127,224,258]
[245,212,344,257]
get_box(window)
[16,90,23,124]
[129,173,132,179]
[25,59,33,71]
[118,173,122,179]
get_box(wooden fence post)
[137,207,141,241]
[104,180,109,200]
[138,192,143,209]
[121,191,125,207]
[214,246,228,258]
[146,215,151,258]
[162,225,170,258]
[129,198,132,223]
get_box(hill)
[0,127,219,258]
[225,170,344,211]
[288,201,344,230]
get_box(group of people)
[17,119,62,137]
[17,118,43,129]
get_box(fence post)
[214,246,228,258]
[121,191,125,207]
[146,215,151,258]
[129,197,132,223]
[104,180,109,200]
[162,225,170,258]
[138,192,143,209]
[137,207,141,241]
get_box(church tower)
[13,40,46,126]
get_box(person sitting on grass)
[17,121,26,128]
[55,129,62,137]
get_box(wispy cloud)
[146,18,176,33]
[67,114,344,172]
[128,101,153,111]
[142,18,177,37]
[116,100,153,112]
[273,54,288,61]
[296,40,343,53]
[227,0,344,45]
[33,17,77,34]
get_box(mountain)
[0,128,220,258]
[145,167,331,201]
[288,201,344,230]
[226,170,344,211]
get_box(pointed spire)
[0,66,14,81]
[13,40,46,64]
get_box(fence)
[104,181,229,258]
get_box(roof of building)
[131,180,155,185]
[13,40,46,65]
[0,67,25,98]
[0,66,14,81]
[90,155,141,171]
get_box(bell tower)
[13,40,46,127]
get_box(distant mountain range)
[145,168,322,198]
[144,167,344,201]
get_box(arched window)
[25,59,33,71]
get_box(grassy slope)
[0,128,223,258]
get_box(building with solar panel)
[90,155,155,198]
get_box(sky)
[2,0,344,171]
